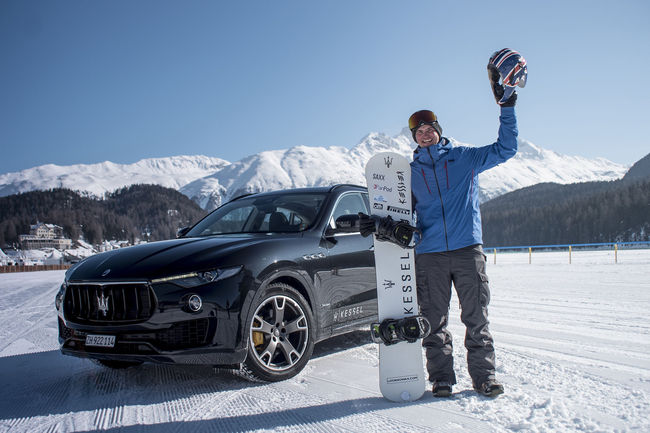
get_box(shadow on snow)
[74,396,433,433]
[0,330,375,421]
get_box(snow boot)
[474,379,504,397]
[432,381,453,397]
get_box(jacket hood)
[413,137,452,162]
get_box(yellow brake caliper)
[252,319,265,347]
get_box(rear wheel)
[242,283,314,382]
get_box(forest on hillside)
[481,177,650,246]
[0,185,207,247]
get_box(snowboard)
[365,152,426,402]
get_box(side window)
[361,193,370,212]
[330,193,368,228]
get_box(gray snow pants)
[415,244,496,386]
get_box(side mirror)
[334,214,361,233]
[177,226,191,238]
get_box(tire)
[94,359,144,369]
[242,282,315,382]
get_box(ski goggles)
[408,110,438,131]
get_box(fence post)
[528,247,532,264]
[569,245,572,264]
[494,248,497,265]
[615,243,618,264]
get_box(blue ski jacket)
[410,106,518,254]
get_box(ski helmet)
[408,110,442,143]
[488,48,528,104]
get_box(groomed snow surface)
[1,249,649,432]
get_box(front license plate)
[85,334,116,348]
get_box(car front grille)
[64,282,156,324]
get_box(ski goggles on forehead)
[408,110,437,130]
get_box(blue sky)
[1,0,649,174]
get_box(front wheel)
[242,283,314,382]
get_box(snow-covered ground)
[1,249,648,432]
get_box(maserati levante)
[56,184,377,381]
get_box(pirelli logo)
[386,375,418,384]
[387,205,410,215]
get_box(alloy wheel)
[249,294,309,372]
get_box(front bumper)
[58,317,248,366]
[57,272,252,366]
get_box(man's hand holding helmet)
[488,48,528,107]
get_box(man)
[408,49,525,398]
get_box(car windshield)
[186,192,328,236]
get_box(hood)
[66,235,269,281]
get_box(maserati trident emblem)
[384,156,393,168]
[97,291,110,316]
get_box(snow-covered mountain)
[179,129,629,209]
[0,155,230,198]
[473,137,629,202]
[178,131,415,209]
[0,130,629,210]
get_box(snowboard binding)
[359,213,421,249]
[370,315,431,345]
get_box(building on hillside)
[19,222,73,251]
[98,240,130,252]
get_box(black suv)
[56,185,376,381]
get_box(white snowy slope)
[0,155,230,198]
[477,138,630,202]
[0,249,648,433]
[179,130,415,209]
[181,131,629,210]
[0,131,628,209]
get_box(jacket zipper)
[426,148,449,251]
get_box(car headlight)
[150,265,243,288]
[55,282,66,311]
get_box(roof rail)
[329,184,367,192]
[230,193,255,202]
